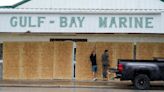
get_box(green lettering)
[29,17,36,27]
[135,17,143,28]
[69,17,77,27]
[60,17,67,27]
[119,17,127,28]
[109,17,117,28]
[20,16,27,27]
[129,17,132,28]
[99,17,107,28]
[38,17,45,27]
[145,17,153,28]
[77,17,85,28]
[10,16,17,27]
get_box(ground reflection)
[0,87,163,92]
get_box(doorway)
[50,38,87,79]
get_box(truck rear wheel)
[134,74,150,90]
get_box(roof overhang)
[0,8,163,14]
[0,0,30,8]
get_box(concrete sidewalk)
[0,79,126,88]
[0,80,163,88]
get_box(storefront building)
[0,0,164,80]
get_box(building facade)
[0,0,164,80]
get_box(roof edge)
[0,9,162,14]
[0,0,31,9]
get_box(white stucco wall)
[162,11,164,32]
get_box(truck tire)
[134,74,150,90]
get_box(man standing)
[102,49,109,80]
[90,50,97,81]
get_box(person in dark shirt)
[102,49,109,80]
[90,50,97,81]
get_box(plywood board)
[3,68,19,80]
[40,68,53,79]
[112,43,133,67]
[53,42,73,79]
[136,43,164,60]
[3,42,24,80]
[21,42,40,79]
[3,42,73,80]
[3,42,21,67]
[158,43,164,57]
[76,42,96,80]
[76,42,133,80]
[39,42,54,79]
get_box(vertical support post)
[72,42,76,80]
[133,42,137,60]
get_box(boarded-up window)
[3,42,73,80]
[136,43,164,60]
[76,42,133,80]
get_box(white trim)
[0,8,163,14]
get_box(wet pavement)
[0,80,163,92]
[0,79,125,88]
[0,86,164,92]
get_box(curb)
[0,84,117,88]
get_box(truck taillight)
[118,64,123,72]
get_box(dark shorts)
[92,65,97,72]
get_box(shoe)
[110,77,115,80]
[92,78,95,81]
[92,78,97,81]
